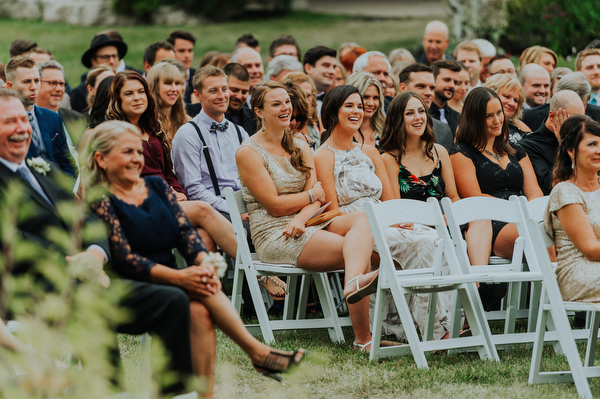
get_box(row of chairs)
[224,188,600,398]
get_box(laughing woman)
[315,85,454,342]
[236,81,379,351]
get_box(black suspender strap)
[234,123,243,144]
[188,121,221,197]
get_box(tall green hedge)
[500,0,600,56]
[112,0,291,21]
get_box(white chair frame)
[525,202,600,398]
[224,187,347,344]
[363,197,498,366]
[441,196,544,348]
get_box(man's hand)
[66,250,110,288]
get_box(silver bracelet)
[308,189,315,204]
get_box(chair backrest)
[440,195,538,273]
[224,187,252,264]
[523,196,549,223]
[363,197,461,277]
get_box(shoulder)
[236,139,262,160]
[548,181,585,212]
[361,143,383,163]
[449,142,473,157]
[511,143,527,160]
[314,145,335,165]
[36,106,61,121]
[172,122,198,145]
[434,143,450,159]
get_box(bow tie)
[210,121,229,133]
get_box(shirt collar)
[0,157,26,173]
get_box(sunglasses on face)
[290,114,307,123]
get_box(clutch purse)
[305,209,341,227]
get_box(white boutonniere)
[27,157,51,176]
[205,252,228,278]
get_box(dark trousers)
[117,281,193,383]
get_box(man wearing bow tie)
[172,66,249,215]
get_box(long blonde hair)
[147,62,188,141]
[82,121,142,189]
[346,71,385,141]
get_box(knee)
[189,301,214,330]
[352,212,372,235]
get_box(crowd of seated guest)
[5,21,600,397]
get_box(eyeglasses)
[41,80,66,88]
[95,54,119,62]
[290,114,307,123]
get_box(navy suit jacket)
[522,102,600,131]
[29,106,76,178]
[184,68,197,104]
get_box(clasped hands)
[179,261,222,297]
[283,181,326,240]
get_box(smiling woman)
[346,71,385,148]
[450,87,542,273]
[237,81,380,351]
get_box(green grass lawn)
[118,319,600,398]
[0,13,433,85]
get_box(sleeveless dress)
[240,139,333,265]
[450,142,526,248]
[322,143,451,340]
[545,181,600,309]
[397,147,445,201]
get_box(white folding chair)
[224,187,346,344]
[525,213,600,398]
[363,198,498,366]
[441,196,543,347]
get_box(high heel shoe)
[253,348,305,382]
[344,270,380,305]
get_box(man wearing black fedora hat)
[70,33,137,113]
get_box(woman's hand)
[177,264,221,296]
[172,187,187,202]
[283,214,306,240]
[311,181,326,203]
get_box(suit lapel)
[34,107,55,162]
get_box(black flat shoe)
[253,348,305,382]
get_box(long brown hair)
[107,71,174,170]
[251,81,312,176]
[554,115,600,184]
[455,87,515,156]
[379,91,435,162]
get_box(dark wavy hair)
[379,91,435,162]
[554,114,600,184]
[106,71,173,169]
[455,86,515,156]
[88,75,114,129]
[320,85,364,143]
[251,80,312,176]
[281,80,310,132]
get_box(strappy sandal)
[258,276,288,300]
[353,340,372,353]
[344,270,379,305]
[253,348,305,382]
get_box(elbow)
[580,246,600,262]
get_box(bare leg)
[197,227,217,253]
[179,201,237,258]
[493,223,519,259]
[465,220,493,266]
[189,301,216,398]
[296,212,374,346]
[192,291,271,364]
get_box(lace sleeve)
[161,182,208,265]
[90,197,157,280]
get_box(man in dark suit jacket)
[223,63,258,135]
[430,60,461,136]
[519,90,585,194]
[5,56,76,178]
[0,89,108,278]
[522,72,600,131]
[166,30,197,104]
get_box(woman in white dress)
[314,85,453,342]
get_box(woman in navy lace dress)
[83,121,304,397]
